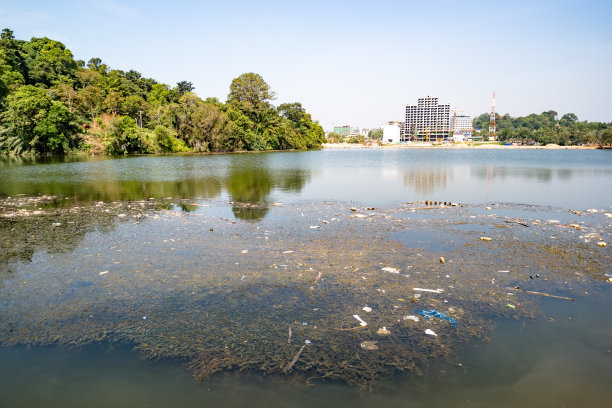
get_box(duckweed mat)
[0,197,610,388]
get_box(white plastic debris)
[241,249,249,254]
[52,222,61,227]
[309,225,320,229]
[381,267,400,274]
[99,271,108,276]
[362,306,373,313]
[425,329,437,336]
[353,314,367,326]
[480,237,492,241]
[304,340,311,344]
[377,327,390,335]
[404,315,419,322]
[413,288,444,294]
[282,250,294,254]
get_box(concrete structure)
[382,121,402,144]
[405,96,451,142]
[451,114,472,142]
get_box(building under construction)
[404,96,451,142]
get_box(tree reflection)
[226,165,308,222]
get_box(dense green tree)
[0,85,77,154]
[227,72,275,117]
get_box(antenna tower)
[488,91,496,139]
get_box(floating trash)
[99,271,108,276]
[362,306,373,313]
[381,267,399,274]
[416,309,458,328]
[425,329,437,336]
[353,315,367,326]
[480,237,492,241]
[413,288,444,294]
[360,341,379,350]
[404,315,419,322]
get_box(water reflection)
[226,165,309,221]
[0,155,311,222]
[403,168,451,195]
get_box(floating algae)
[0,197,610,389]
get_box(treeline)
[472,110,612,146]
[0,29,325,155]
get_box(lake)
[0,148,610,407]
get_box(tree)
[175,80,194,96]
[227,73,275,117]
[0,85,76,154]
[77,85,104,122]
[278,102,306,123]
[368,129,383,140]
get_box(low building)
[382,121,403,144]
[333,125,351,137]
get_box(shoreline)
[322,142,599,150]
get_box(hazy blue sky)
[1,0,611,130]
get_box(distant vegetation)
[0,29,325,155]
[472,110,612,146]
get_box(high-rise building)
[405,96,451,142]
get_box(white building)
[382,121,402,144]
[451,114,472,142]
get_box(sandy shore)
[322,142,597,149]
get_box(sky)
[1,0,611,130]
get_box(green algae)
[0,197,609,389]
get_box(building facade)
[405,96,451,142]
[333,125,351,137]
[451,114,472,142]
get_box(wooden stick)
[511,286,574,301]
[285,345,306,372]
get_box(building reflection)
[403,168,451,195]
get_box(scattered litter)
[381,267,400,274]
[350,208,358,212]
[309,225,320,229]
[360,341,379,350]
[597,242,607,247]
[497,270,509,273]
[547,220,560,223]
[362,306,372,313]
[282,250,294,254]
[413,288,444,294]
[480,237,492,241]
[366,207,377,211]
[485,207,491,211]
[117,214,126,218]
[288,326,292,344]
[142,316,147,320]
[302,322,308,326]
[99,271,108,276]
[353,315,367,326]
[240,275,246,281]
[404,315,419,322]
[506,304,516,309]
[569,224,581,230]
[304,340,311,344]
[52,222,62,227]
[314,272,323,284]
[377,327,390,335]
[439,257,445,264]
[416,309,458,327]
[425,329,437,336]
[241,249,249,254]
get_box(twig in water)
[285,345,306,372]
[511,286,574,301]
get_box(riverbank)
[322,142,599,149]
